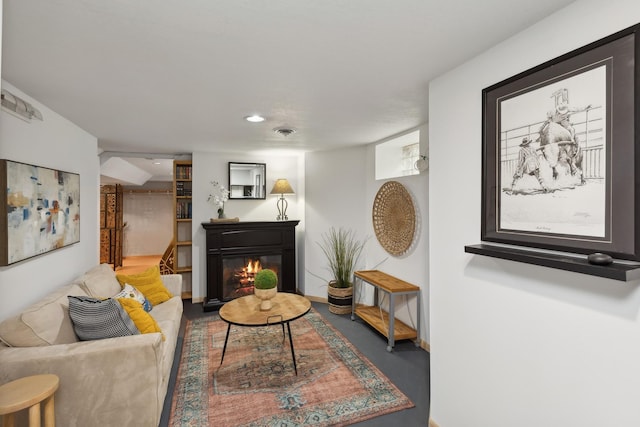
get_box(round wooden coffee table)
[219,293,311,375]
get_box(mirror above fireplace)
[228,162,266,199]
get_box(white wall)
[122,191,173,256]
[0,81,99,320]
[191,152,304,302]
[0,0,3,77]
[366,125,429,344]
[303,140,430,344]
[304,146,368,299]
[429,1,640,426]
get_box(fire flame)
[226,258,275,298]
[246,260,262,274]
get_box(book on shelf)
[176,201,192,219]
[175,165,192,180]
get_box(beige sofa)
[0,264,183,427]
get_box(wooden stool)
[0,374,59,427]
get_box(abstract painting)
[1,159,80,266]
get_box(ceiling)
[3,0,575,177]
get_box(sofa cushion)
[0,283,87,347]
[68,296,140,341]
[152,299,183,383]
[116,265,173,306]
[118,298,164,338]
[148,296,182,323]
[113,284,152,312]
[81,263,122,298]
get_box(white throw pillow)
[112,283,153,312]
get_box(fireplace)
[221,254,282,300]
[201,220,299,311]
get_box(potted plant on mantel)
[207,180,229,220]
[254,269,278,311]
[317,227,367,314]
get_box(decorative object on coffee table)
[317,227,367,314]
[253,268,278,310]
[372,180,416,257]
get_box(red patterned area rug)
[169,309,413,426]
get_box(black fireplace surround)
[201,220,299,311]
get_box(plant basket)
[328,281,353,315]
[254,287,277,311]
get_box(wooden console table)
[351,270,420,352]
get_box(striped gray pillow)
[68,296,140,341]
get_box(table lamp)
[270,179,295,221]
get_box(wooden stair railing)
[159,240,175,275]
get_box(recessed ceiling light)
[153,161,161,165]
[245,115,265,123]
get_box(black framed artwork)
[481,24,640,261]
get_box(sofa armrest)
[161,273,183,297]
[0,333,164,426]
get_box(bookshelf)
[173,160,192,299]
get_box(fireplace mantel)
[201,220,300,311]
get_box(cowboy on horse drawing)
[540,88,591,144]
[511,88,590,193]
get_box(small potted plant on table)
[254,269,278,311]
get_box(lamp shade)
[270,179,295,195]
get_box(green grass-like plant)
[254,269,278,289]
[317,227,366,288]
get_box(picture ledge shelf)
[464,244,640,282]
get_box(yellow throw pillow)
[116,265,172,306]
[117,298,164,340]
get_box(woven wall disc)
[372,181,416,256]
